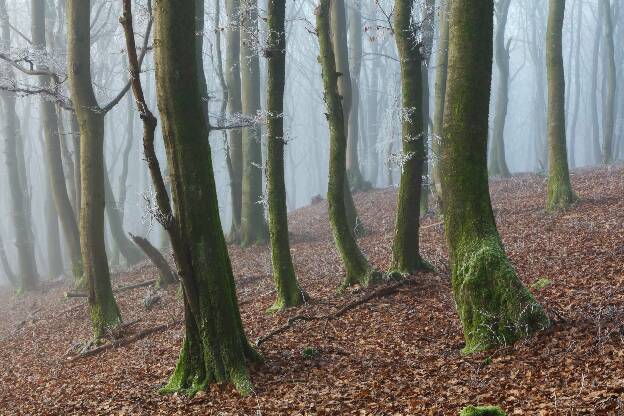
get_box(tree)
[316,0,380,290]
[419,0,435,214]
[440,0,549,354]
[240,0,269,246]
[601,0,615,165]
[431,0,449,207]
[125,0,260,394]
[546,0,576,211]
[488,0,512,177]
[225,0,244,240]
[265,0,307,310]
[0,0,39,292]
[390,0,430,275]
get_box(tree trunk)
[568,0,582,168]
[265,0,306,310]
[103,170,143,266]
[0,235,16,286]
[488,0,511,177]
[546,0,576,211]
[225,0,243,240]
[601,0,615,165]
[240,0,268,246]
[0,0,39,292]
[432,0,449,207]
[589,1,603,163]
[390,0,430,275]
[346,0,366,191]
[330,0,360,231]
[44,172,64,278]
[316,0,380,290]
[441,0,549,354]
[31,0,83,282]
[128,234,176,287]
[147,0,260,395]
[419,0,435,214]
[67,0,121,337]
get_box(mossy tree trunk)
[0,0,39,292]
[225,0,243,240]
[67,0,120,337]
[134,0,260,395]
[240,0,268,247]
[441,0,550,354]
[330,0,360,232]
[32,0,83,283]
[265,0,306,311]
[601,0,615,165]
[488,0,512,178]
[390,0,430,275]
[431,0,449,208]
[546,0,576,211]
[316,0,379,290]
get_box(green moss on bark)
[460,406,507,416]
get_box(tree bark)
[316,0,380,290]
[390,0,430,275]
[441,0,549,354]
[67,0,121,337]
[144,0,260,395]
[589,1,603,163]
[0,0,39,292]
[546,0,576,211]
[240,0,268,246]
[128,234,175,286]
[265,0,306,310]
[419,0,435,214]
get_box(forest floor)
[1,166,623,415]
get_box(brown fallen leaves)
[0,166,623,414]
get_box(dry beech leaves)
[0,166,623,414]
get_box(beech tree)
[601,0,615,165]
[317,0,380,290]
[240,0,269,247]
[0,0,39,292]
[390,0,430,274]
[545,0,576,211]
[440,0,549,353]
[488,0,512,178]
[125,0,260,394]
[265,0,306,310]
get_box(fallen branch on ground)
[67,320,182,362]
[255,279,414,347]
[64,279,156,298]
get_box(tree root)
[255,279,414,347]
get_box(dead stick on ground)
[68,320,182,362]
[255,279,413,347]
[64,279,157,298]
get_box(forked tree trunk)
[441,0,549,354]
[0,0,39,292]
[67,0,120,337]
[134,0,260,395]
[390,0,430,275]
[240,0,268,246]
[265,0,306,310]
[316,0,380,290]
[546,0,576,211]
